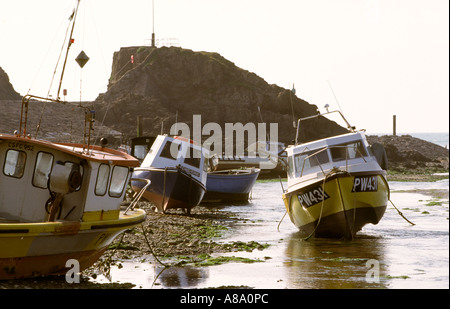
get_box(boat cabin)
[130,136,156,162]
[286,131,381,187]
[0,135,138,223]
[140,135,209,184]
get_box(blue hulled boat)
[202,168,260,203]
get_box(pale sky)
[1,0,448,134]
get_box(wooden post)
[393,115,396,136]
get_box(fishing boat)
[0,123,148,279]
[130,135,208,214]
[202,168,260,203]
[281,109,389,239]
[0,0,148,279]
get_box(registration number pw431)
[352,176,378,192]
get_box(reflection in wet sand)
[284,233,388,289]
[154,266,209,288]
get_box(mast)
[56,0,81,100]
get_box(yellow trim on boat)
[0,209,145,235]
[82,209,120,222]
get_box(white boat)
[282,109,389,239]
[131,135,209,214]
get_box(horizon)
[1,0,448,134]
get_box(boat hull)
[0,209,146,279]
[131,168,206,213]
[202,169,260,203]
[282,173,389,238]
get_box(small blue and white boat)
[131,135,208,214]
[202,168,260,203]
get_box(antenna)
[327,80,344,114]
[290,83,296,128]
[151,0,156,47]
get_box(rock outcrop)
[93,46,348,145]
[367,135,449,173]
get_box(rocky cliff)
[0,67,21,100]
[93,46,348,145]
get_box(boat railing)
[18,94,96,154]
[295,110,356,145]
[299,147,328,177]
[124,178,151,214]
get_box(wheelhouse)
[286,132,379,185]
[0,136,136,223]
[141,135,209,181]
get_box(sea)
[87,132,449,290]
[374,132,449,148]
[409,132,449,148]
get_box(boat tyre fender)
[370,143,388,170]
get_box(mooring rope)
[140,223,171,268]
[301,174,329,240]
[277,211,287,232]
[94,230,127,279]
[278,169,341,240]
[162,167,168,213]
[337,175,355,240]
[379,175,415,225]
[389,198,415,226]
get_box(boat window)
[109,166,129,198]
[160,141,180,160]
[185,147,201,168]
[294,148,329,175]
[330,141,367,162]
[3,149,27,178]
[287,155,294,178]
[133,145,148,161]
[95,164,110,196]
[32,152,54,189]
